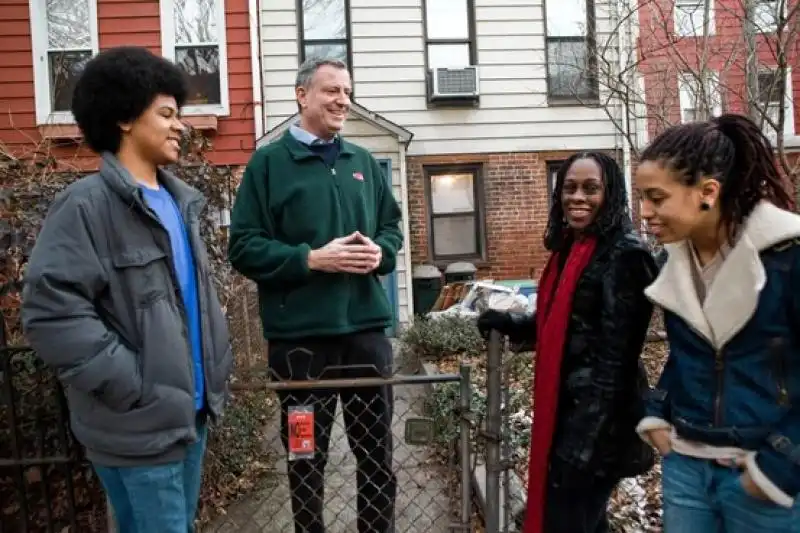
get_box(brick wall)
[407,150,588,281]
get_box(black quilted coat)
[516,228,658,486]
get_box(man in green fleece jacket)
[228,57,402,533]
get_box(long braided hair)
[544,151,633,252]
[639,113,792,236]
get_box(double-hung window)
[425,164,486,262]
[423,0,476,69]
[161,0,230,115]
[29,0,99,124]
[544,0,598,101]
[298,0,352,71]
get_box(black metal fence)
[0,343,109,532]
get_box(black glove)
[477,309,535,346]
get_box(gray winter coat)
[21,152,233,467]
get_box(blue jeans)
[662,453,799,533]
[93,421,208,533]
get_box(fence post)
[485,330,503,532]
[459,363,473,526]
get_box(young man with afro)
[21,46,233,532]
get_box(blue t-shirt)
[141,185,204,411]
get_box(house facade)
[257,0,635,321]
[636,0,800,149]
[0,0,260,169]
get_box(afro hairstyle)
[71,46,188,154]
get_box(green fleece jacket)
[228,130,403,339]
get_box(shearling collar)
[645,201,800,348]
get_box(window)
[546,161,564,208]
[753,0,781,33]
[674,0,715,37]
[425,165,485,262]
[299,0,352,70]
[678,71,722,123]
[29,0,99,124]
[160,0,230,115]
[757,68,795,137]
[544,0,598,100]
[423,0,475,69]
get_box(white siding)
[260,0,622,155]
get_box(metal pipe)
[230,372,462,391]
[459,363,472,525]
[485,330,503,532]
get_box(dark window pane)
[304,43,348,64]
[302,0,346,40]
[547,38,595,98]
[758,72,781,103]
[176,45,221,105]
[546,161,563,206]
[48,50,91,112]
[433,214,478,257]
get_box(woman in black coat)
[478,152,656,533]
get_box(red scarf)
[523,235,597,533]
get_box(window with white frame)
[160,0,229,115]
[29,0,99,124]
[545,0,598,100]
[678,71,722,123]
[753,0,781,33]
[757,68,795,137]
[674,0,715,37]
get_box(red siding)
[638,0,800,140]
[0,0,255,169]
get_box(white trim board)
[257,101,414,147]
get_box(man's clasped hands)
[307,231,382,274]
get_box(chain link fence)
[229,357,475,533]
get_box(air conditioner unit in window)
[430,66,480,101]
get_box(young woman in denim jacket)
[635,113,800,532]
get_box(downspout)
[398,141,415,320]
[249,0,264,139]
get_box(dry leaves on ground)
[429,339,670,533]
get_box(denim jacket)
[638,201,800,506]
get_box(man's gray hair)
[295,57,348,89]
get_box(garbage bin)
[443,261,477,284]
[412,264,442,315]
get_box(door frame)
[377,158,399,337]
